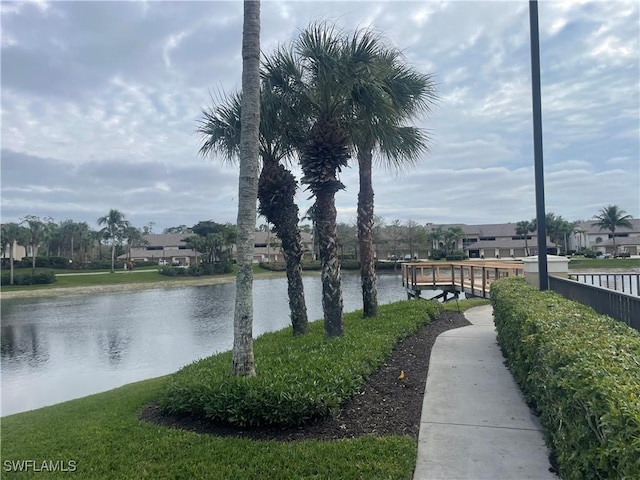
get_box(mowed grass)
[568,257,640,270]
[0,265,277,292]
[1,376,416,479]
[0,299,476,480]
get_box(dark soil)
[139,310,470,441]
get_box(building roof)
[141,233,192,247]
[465,238,554,249]
[118,247,200,259]
[425,223,536,238]
[575,218,640,235]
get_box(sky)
[1,0,638,233]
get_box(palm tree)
[21,215,46,275]
[122,225,145,261]
[198,88,309,335]
[1,223,29,284]
[231,0,261,377]
[97,209,129,273]
[515,219,536,256]
[592,205,633,255]
[346,30,437,317]
[263,23,352,337]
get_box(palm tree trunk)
[283,238,309,335]
[258,158,309,335]
[110,244,116,273]
[232,0,260,377]
[315,189,344,337]
[10,245,15,285]
[357,148,378,318]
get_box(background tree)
[443,226,465,254]
[1,223,29,284]
[21,215,47,275]
[97,209,129,273]
[336,222,359,259]
[515,219,536,256]
[592,205,633,255]
[427,225,445,252]
[232,0,261,376]
[123,225,145,260]
[163,225,192,234]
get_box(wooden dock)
[401,261,524,301]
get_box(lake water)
[1,273,417,416]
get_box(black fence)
[549,275,640,332]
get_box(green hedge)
[159,262,232,277]
[1,270,56,285]
[160,300,443,427]
[490,277,640,479]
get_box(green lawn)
[1,265,278,292]
[568,257,640,270]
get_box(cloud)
[1,1,638,232]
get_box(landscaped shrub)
[445,250,467,261]
[258,262,286,272]
[340,259,360,270]
[490,277,640,480]
[18,256,71,269]
[1,271,56,286]
[429,248,447,260]
[160,300,443,427]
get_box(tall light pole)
[529,0,548,290]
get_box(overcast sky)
[1,0,638,233]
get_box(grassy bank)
[1,300,486,479]
[568,257,640,270]
[0,265,280,296]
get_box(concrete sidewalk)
[413,305,556,480]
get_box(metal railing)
[569,273,640,296]
[549,275,640,332]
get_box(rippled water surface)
[2,273,408,416]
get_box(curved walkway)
[414,305,556,479]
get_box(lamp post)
[529,0,548,290]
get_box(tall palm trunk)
[10,244,15,285]
[232,0,260,377]
[357,147,378,317]
[300,117,349,337]
[258,158,309,335]
[110,243,116,273]
[315,190,344,337]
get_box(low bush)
[1,270,56,285]
[18,256,70,269]
[258,262,286,272]
[429,248,447,260]
[160,300,443,427]
[445,250,467,261]
[490,277,640,479]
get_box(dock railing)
[401,261,524,300]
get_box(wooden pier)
[401,261,524,301]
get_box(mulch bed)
[139,310,470,442]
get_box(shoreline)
[1,274,256,300]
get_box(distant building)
[425,223,555,259]
[252,231,315,263]
[571,219,640,255]
[117,231,315,266]
[117,233,199,266]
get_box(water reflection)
[1,273,406,416]
[1,323,50,368]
